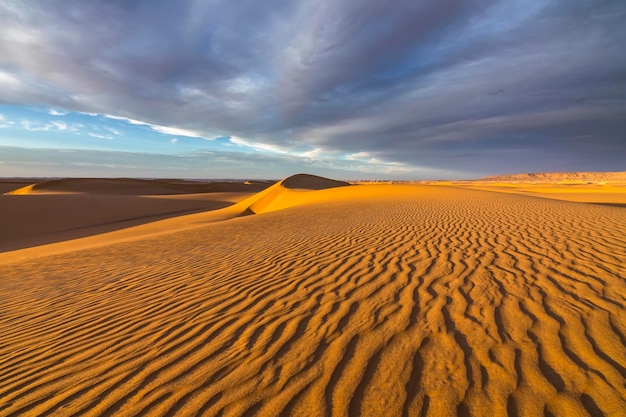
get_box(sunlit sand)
[0,174,624,416]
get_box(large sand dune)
[0,178,271,252]
[5,178,272,195]
[0,175,624,416]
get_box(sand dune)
[5,178,272,196]
[0,178,272,252]
[0,175,625,416]
[0,175,347,256]
[0,193,240,252]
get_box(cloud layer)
[1,0,625,177]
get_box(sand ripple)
[0,185,624,416]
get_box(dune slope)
[0,183,624,417]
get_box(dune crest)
[244,174,350,214]
[281,174,350,190]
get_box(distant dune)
[480,171,626,183]
[0,178,272,252]
[0,174,624,416]
[444,172,626,208]
[4,177,272,195]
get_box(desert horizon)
[1,171,624,416]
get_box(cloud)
[0,145,462,179]
[98,114,206,138]
[1,0,625,176]
[229,136,289,154]
[16,119,70,132]
[0,71,22,90]
[149,125,202,138]
[105,127,122,136]
[345,152,370,161]
[0,114,15,128]
[50,121,67,131]
[88,132,114,140]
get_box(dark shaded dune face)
[0,194,236,252]
[29,178,165,194]
[281,173,350,190]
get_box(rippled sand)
[0,175,624,416]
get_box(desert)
[3,1,625,415]
[0,173,624,417]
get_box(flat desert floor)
[0,175,625,416]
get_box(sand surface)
[0,175,625,416]
[443,183,626,208]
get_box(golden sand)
[0,175,624,416]
[443,182,626,207]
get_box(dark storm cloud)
[1,0,625,176]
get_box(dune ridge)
[4,178,272,196]
[0,176,624,416]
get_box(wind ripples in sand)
[0,185,624,416]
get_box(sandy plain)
[0,174,624,417]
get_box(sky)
[1,0,625,180]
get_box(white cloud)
[98,113,205,138]
[0,117,15,128]
[100,114,150,125]
[345,151,371,161]
[0,71,22,89]
[298,147,323,158]
[171,138,179,143]
[21,120,48,131]
[229,136,289,154]
[225,76,264,94]
[19,119,69,132]
[0,114,12,129]
[88,132,114,140]
[150,125,202,138]
[105,127,122,135]
[50,121,67,130]
[2,24,41,45]
[49,108,68,116]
